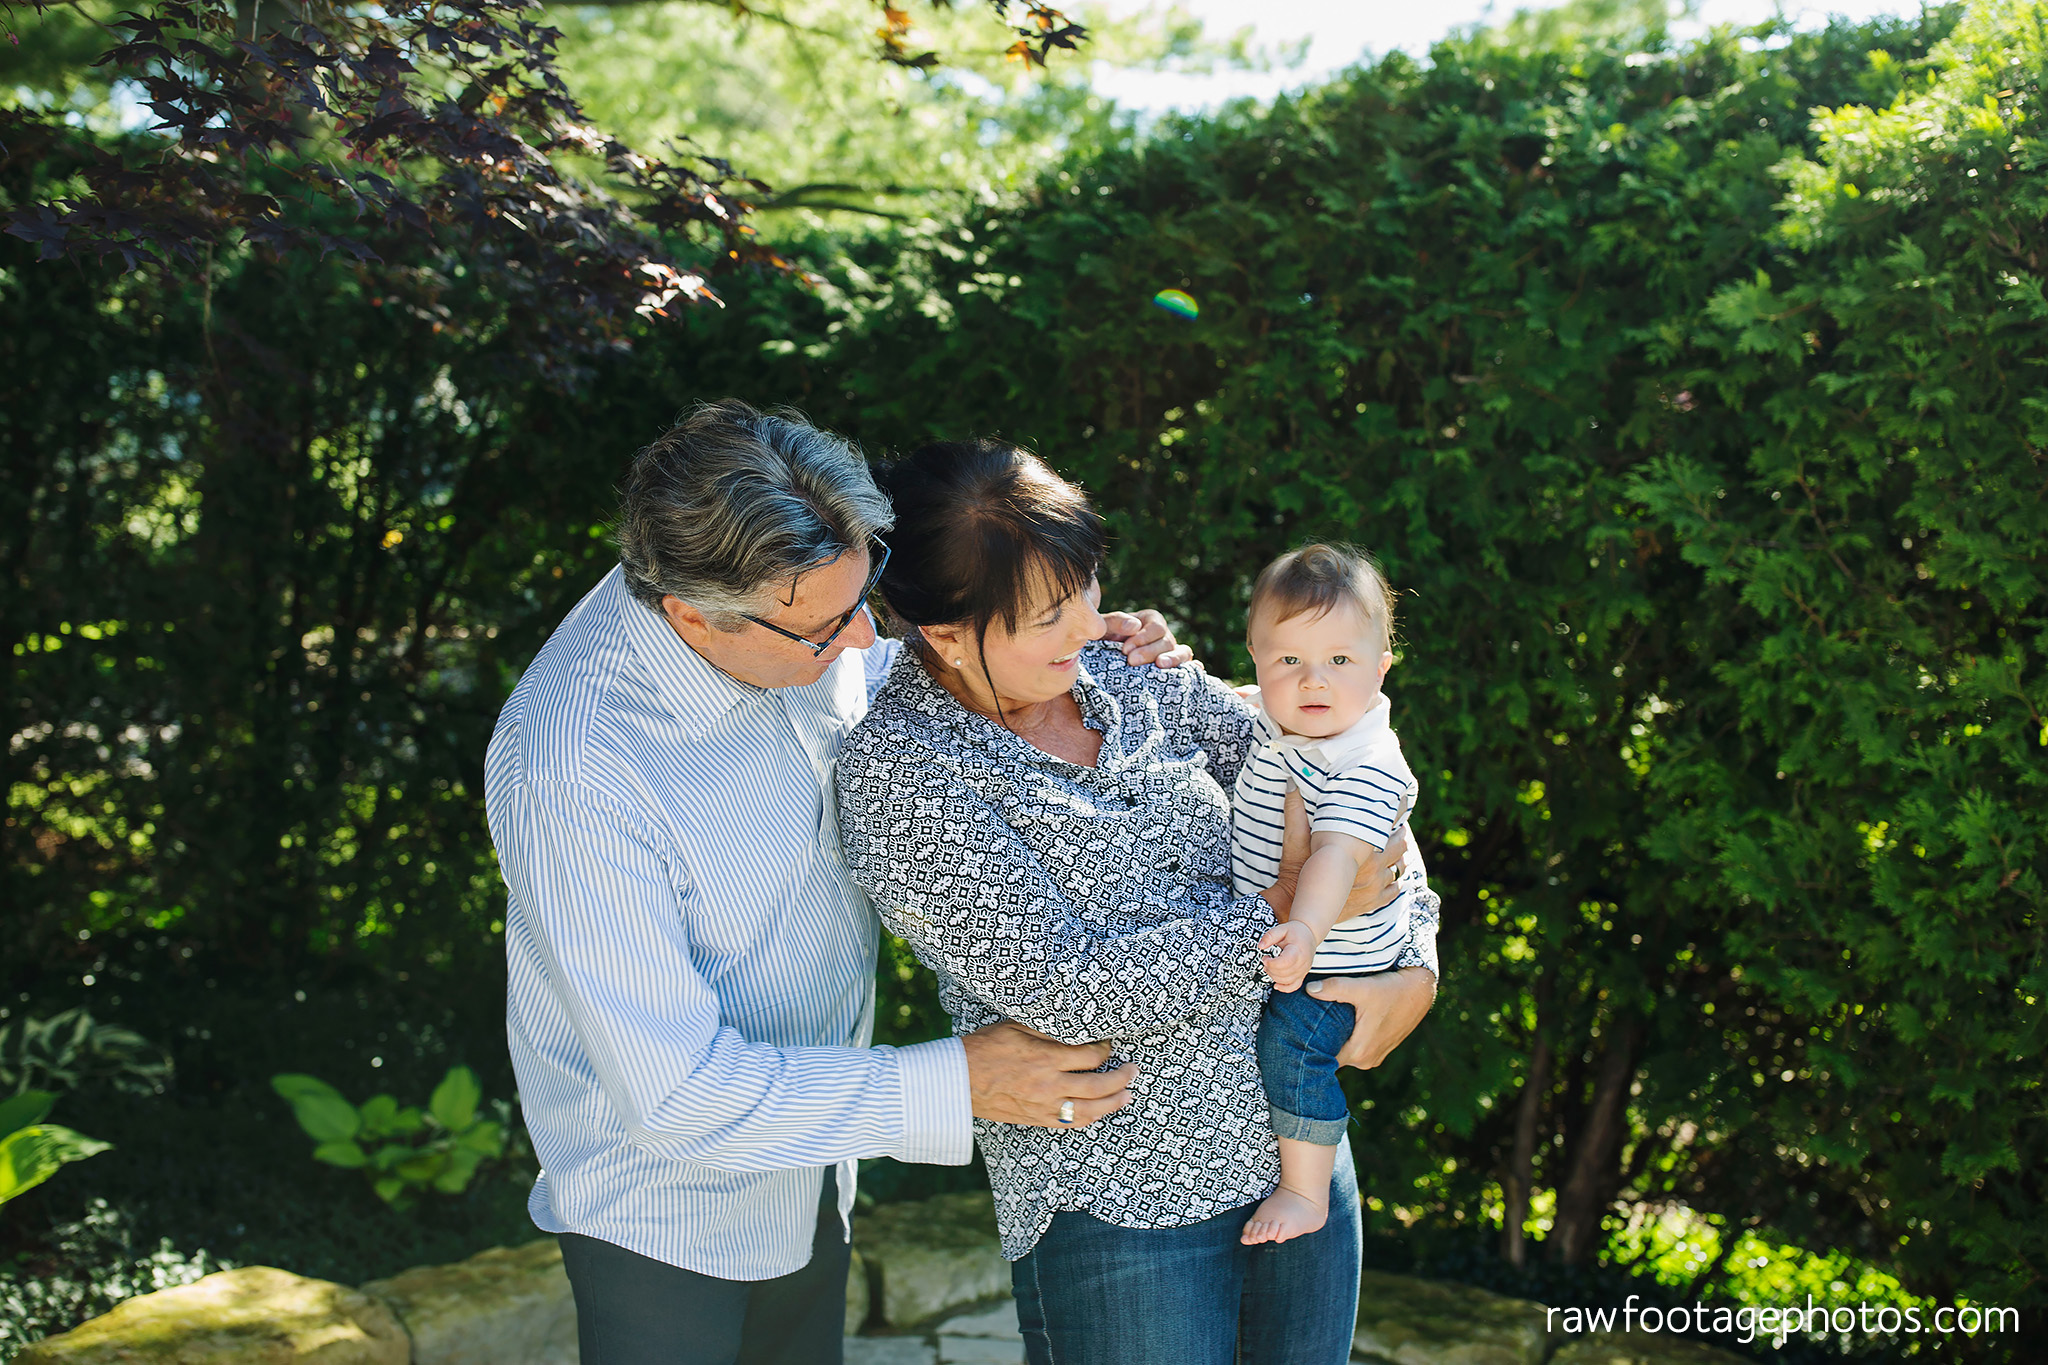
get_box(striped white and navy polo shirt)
[1229,694,1419,974]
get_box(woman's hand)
[1100,608,1195,670]
[1265,787,1410,921]
[1307,967,1437,1070]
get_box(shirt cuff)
[889,1036,974,1166]
[1396,880,1442,980]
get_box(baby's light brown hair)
[1247,543,1397,653]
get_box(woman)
[835,439,1440,1365]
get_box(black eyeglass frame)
[739,535,892,657]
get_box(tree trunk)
[1548,1013,1643,1265]
[1501,973,1553,1269]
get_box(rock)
[1351,1271,1554,1365]
[844,1340,937,1365]
[935,1296,1021,1363]
[854,1193,1009,1328]
[17,1266,407,1365]
[1550,1333,1754,1365]
[361,1238,576,1365]
[935,1303,1020,1340]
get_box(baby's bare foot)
[1239,1187,1329,1245]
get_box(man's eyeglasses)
[741,536,892,657]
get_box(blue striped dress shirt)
[485,566,973,1281]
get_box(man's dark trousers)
[558,1169,850,1365]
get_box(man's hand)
[1266,787,1409,921]
[1258,920,1319,992]
[962,1020,1137,1128]
[1307,967,1437,1070]
[1101,608,1195,670]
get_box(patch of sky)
[1082,0,1934,115]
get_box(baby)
[1231,543,1419,1245]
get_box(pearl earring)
[952,658,965,667]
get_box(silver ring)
[1057,1100,1076,1125]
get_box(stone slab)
[361,1237,574,1365]
[844,1339,937,1365]
[1550,1332,1754,1365]
[935,1302,1020,1340]
[937,1337,1022,1364]
[854,1193,1009,1328]
[17,1266,408,1365]
[1351,1270,1553,1365]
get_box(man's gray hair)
[617,400,894,629]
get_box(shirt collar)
[1255,692,1393,771]
[611,567,766,737]
[892,639,1126,767]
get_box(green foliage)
[271,1067,508,1210]
[0,1011,160,1212]
[1621,0,2048,1306]
[0,1091,111,1208]
[0,1010,172,1098]
[547,0,1204,229]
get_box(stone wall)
[17,1196,1754,1365]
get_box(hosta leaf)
[312,1139,368,1169]
[0,1090,56,1139]
[0,1123,112,1204]
[429,1065,481,1131]
[272,1075,361,1143]
[454,1120,505,1156]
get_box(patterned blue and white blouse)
[836,641,1440,1259]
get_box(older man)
[484,401,1432,1365]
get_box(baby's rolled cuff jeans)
[1257,978,1360,1145]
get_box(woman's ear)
[920,622,969,665]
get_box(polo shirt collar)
[1254,692,1393,771]
[611,567,765,737]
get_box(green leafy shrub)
[0,1010,161,1211]
[271,1067,509,1210]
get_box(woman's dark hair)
[874,439,1106,686]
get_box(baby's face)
[1247,600,1393,740]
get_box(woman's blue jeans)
[1009,1141,1361,1365]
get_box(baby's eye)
[1280,655,1299,666]
[1331,654,1351,665]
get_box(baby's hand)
[1258,921,1319,993]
